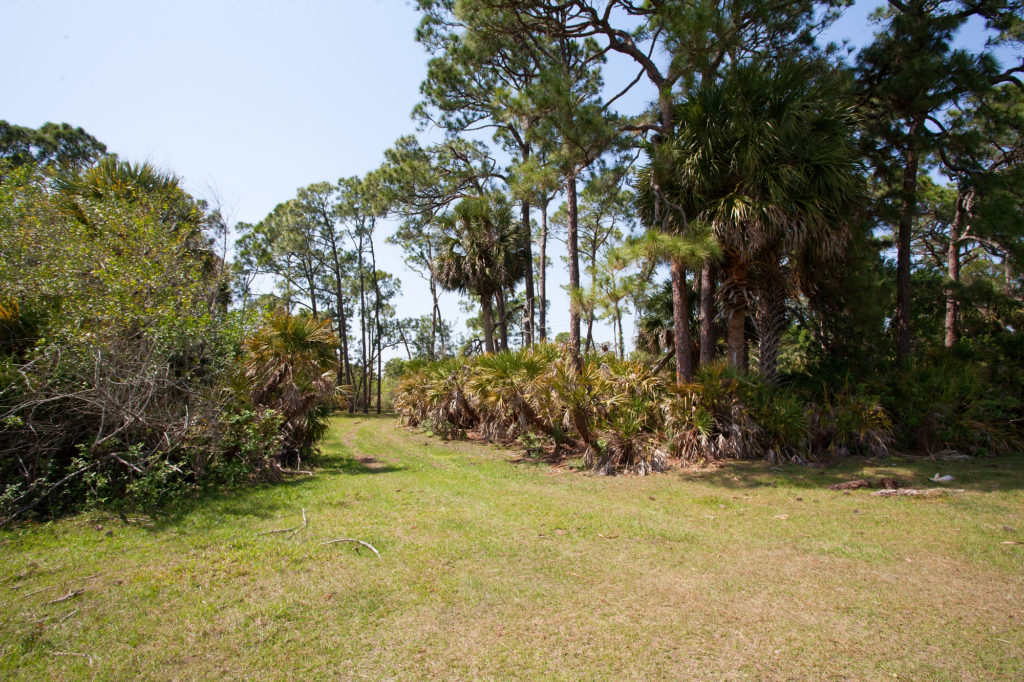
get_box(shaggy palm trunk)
[670,258,693,383]
[725,261,749,371]
[699,260,715,366]
[480,293,496,353]
[754,261,787,385]
[566,173,581,367]
[945,188,972,348]
[896,132,920,365]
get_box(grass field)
[2,413,1023,680]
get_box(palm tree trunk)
[496,287,509,351]
[480,293,495,353]
[567,172,581,365]
[670,258,693,383]
[754,260,787,385]
[699,260,715,365]
[725,261,749,371]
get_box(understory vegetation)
[394,343,1020,474]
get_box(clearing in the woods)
[2,414,1023,679]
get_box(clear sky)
[1,0,1015,358]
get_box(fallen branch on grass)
[258,508,307,536]
[280,469,314,476]
[321,538,380,557]
[44,588,84,605]
[868,485,962,497]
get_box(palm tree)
[243,311,341,467]
[646,60,864,382]
[432,196,530,353]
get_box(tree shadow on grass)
[680,451,1024,493]
[143,433,405,531]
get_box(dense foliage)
[0,156,340,522]
[394,344,896,474]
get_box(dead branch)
[258,508,307,536]
[321,538,380,557]
[21,584,59,599]
[872,488,966,497]
[57,608,79,624]
[44,588,84,605]
[279,469,314,476]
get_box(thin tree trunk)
[337,293,352,384]
[481,293,495,353]
[521,198,534,346]
[616,302,625,360]
[398,319,412,360]
[585,243,597,354]
[670,258,693,383]
[357,233,368,414]
[538,199,549,342]
[428,242,440,359]
[369,231,383,415]
[699,260,715,366]
[896,133,920,365]
[945,188,972,348]
[496,287,509,351]
[567,173,581,366]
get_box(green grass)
[2,413,1023,680]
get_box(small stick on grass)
[50,651,94,666]
[258,508,307,536]
[44,588,84,605]
[321,538,380,557]
[20,584,58,599]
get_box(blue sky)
[1,0,1015,357]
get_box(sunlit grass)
[2,414,1022,679]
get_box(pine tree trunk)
[369,234,383,415]
[616,303,625,360]
[896,134,920,365]
[567,173,581,366]
[670,258,693,383]
[945,188,971,348]
[538,200,549,342]
[358,237,368,414]
[521,198,534,346]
